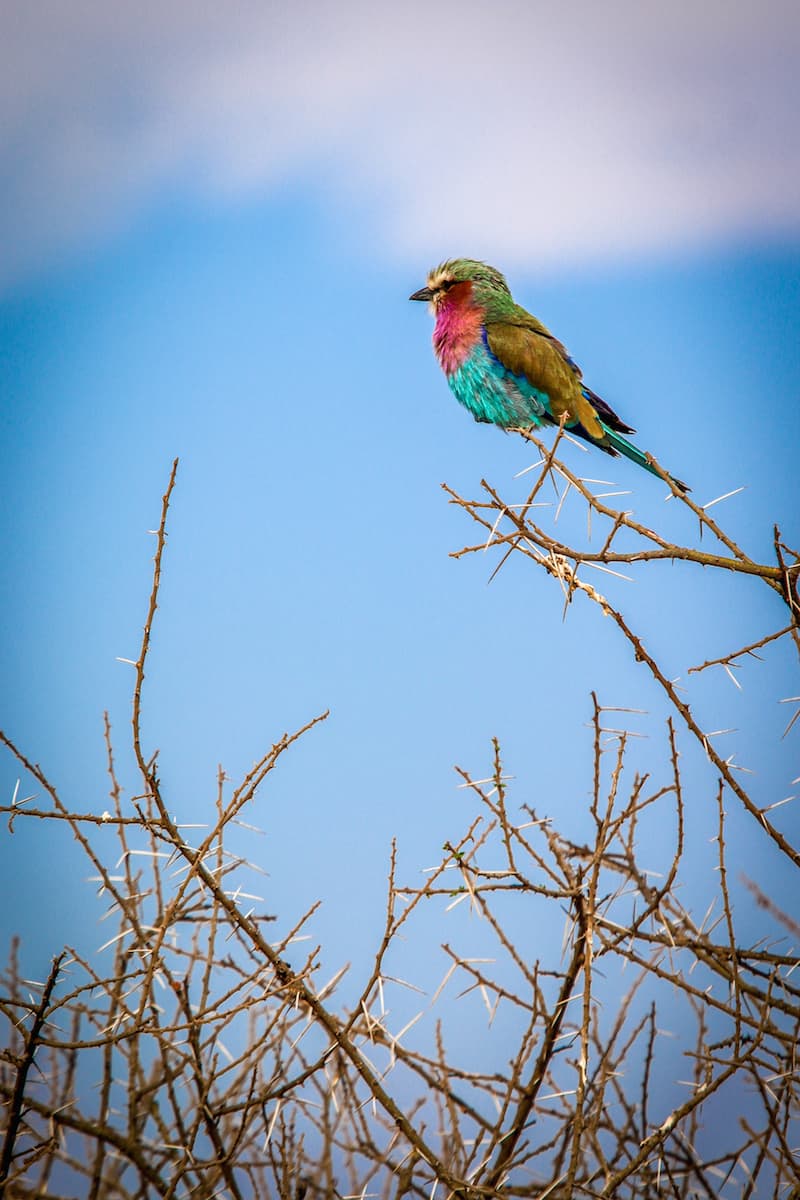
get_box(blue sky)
[1,0,799,1127]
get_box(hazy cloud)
[2,0,799,288]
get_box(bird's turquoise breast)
[447,333,550,429]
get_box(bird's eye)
[440,280,457,292]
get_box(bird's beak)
[409,285,434,302]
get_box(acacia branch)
[0,952,65,1186]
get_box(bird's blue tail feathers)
[599,423,689,493]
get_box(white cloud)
[2,0,799,289]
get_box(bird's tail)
[598,423,689,493]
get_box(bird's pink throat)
[432,283,485,375]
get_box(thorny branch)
[1,451,798,1198]
[446,431,800,864]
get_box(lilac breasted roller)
[410,258,688,492]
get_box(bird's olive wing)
[512,308,580,371]
[486,322,604,438]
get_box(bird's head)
[409,258,511,312]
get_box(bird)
[409,258,688,492]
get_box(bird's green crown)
[426,259,512,305]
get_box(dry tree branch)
[0,951,65,1188]
[444,438,800,871]
[1,449,798,1199]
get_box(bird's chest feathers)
[432,293,486,376]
